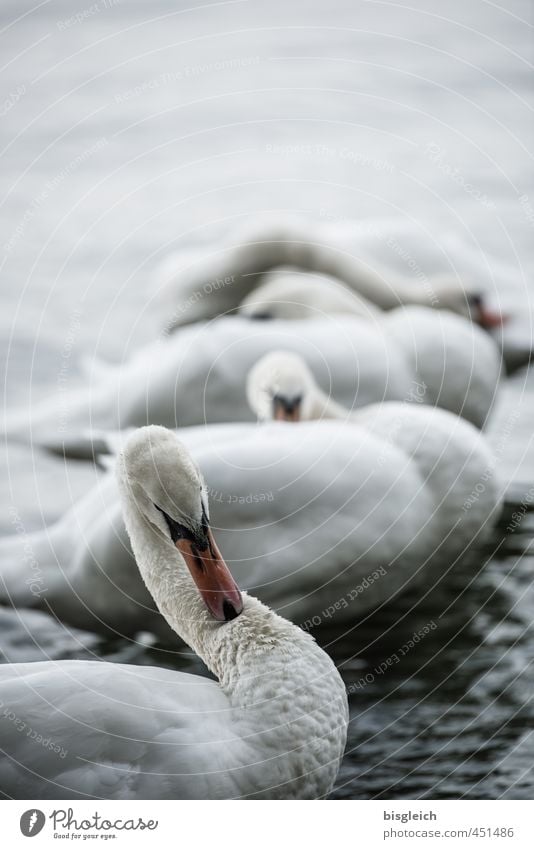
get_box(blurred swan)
[0,608,100,663]
[248,347,503,435]
[248,350,349,422]
[4,306,501,447]
[0,410,501,638]
[0,427,347,799]
[157,214,504,330]
[238,267,383,321]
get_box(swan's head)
[466,293,506,330]
[118,426,243,623]
[247,350,317,422]
[435,284,505,329]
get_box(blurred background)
[1,0,534,799]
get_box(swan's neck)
[120,484,348,797]
[121,486,336,681]
[206,595,348,798]
[119,489,213,653]
[309,386,351,420]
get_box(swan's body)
[0,427,348,800]
[157,215,492,329]
[5,309,500,447]
[0,608,100,663]
[248,347,502,436]
[248,351,349,422]
[239,267,383,321]
[0,412,501,637]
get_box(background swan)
[0,409,501,638]
[157,214,502,330]
[248,351,350,422]
[0,608,100,663]
[238,267,384,321]
[5,305,501,447]
[249,347,484,424]
[0,427,348,799]
[247,350,513,487]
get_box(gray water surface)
[1,0,534,800]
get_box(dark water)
[1,0,534,800]
[2,499,534,799]
[335,513,534,800]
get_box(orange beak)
[471,296,508,330]
[176,530,243,622]
[478,305,508,329]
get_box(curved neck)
[309,385,351,420]
[303,248,428,310]
[119,469,348,798]
[166,222,436,327]
[119,485,215,655]
[119,477,332,687]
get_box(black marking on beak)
[467,292,504,330]
[272,393,302,416]
[155,504,209,551]
[223,600,240,621]
[467,293,483,315]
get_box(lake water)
[1,0,534,799]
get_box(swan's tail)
[41,431,111,464]
[41,427,131,465]
[2,377,115,450]
[1,398,69,449]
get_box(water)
[335,525,534,799]
[1,0,534,799]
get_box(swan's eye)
[170,523,185,542]
[154,504,186,543]
[154,503,208,550]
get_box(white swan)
[247,350,349,422]
[5,307,501,447]
[248,347,501,433]
[0,608,100,663]
[238,267,383,322]
[0,407,501,638]
[0,426,348,800]
[157,214,504,330]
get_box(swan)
[0,426,348,800]
[157,214,504,330]
[238,267,384,321]
[0,406,501,638]
[247,350,349,422]
[0,608,100,663]
[5,306,501,447]
[247,348,503,434]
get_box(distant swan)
[4,308,501,447]
[0,411,501,637]
[0,426,348,800]
[157,214,504,330]
[248,347,499,430]
[238,267,383,322]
